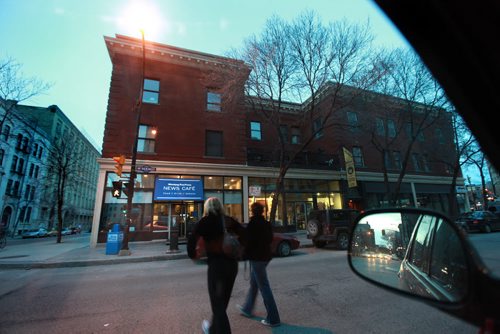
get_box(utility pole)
[119,30,146,256]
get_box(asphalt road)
[0,247,477,334]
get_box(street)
[0,247,476,334]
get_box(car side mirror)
[348,208,471,303]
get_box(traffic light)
[113,155,126,177]
[112,181,122,198]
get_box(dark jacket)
[187,214,246,259]
[245,215,273,261]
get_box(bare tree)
[0,57,52,132]
[236,12,380,224]
[466,149,491,210]
[43,133,86,243]
[372,49,450,206]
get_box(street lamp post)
[119,30,146,256]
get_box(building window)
[207,91,221,112]
[17,158,24,174]
[206,130,223,157]
[347,111,359,130]
[313,118,323,139]
[2,125,11,141]
[11,156,18,172]
[352,146,364,167]
[250,122,261,141]
[143,79,160,104]
[384,150,392,169]
[279,125,288,143]
[422,154,431,172]
[34,165,39,178]
[412,153,422,171]
[6,180,13,196]
[30,187,35,201]
[0,149,4,166]
[137,124,157,153]
[25,185,31,200]
[393,151,402,170]
[38,147,43,159]
[376,118,385,136]
[291,127,300,144]
[387,119,396,138]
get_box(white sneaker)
[261,319,280,327]
[202,319,211,334]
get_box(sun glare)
[117,0,165,40]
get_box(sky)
[0,0,408,151]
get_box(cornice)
[104,34,247,71]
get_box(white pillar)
[90,169,107,248]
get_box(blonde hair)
[203,197,225,217]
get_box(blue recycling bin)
[106,224,124,255]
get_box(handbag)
[222,217,244,260]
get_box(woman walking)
[187,197,245,334]
[238,202,281,327]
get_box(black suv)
[306,209,360,250]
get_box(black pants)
[207,256,238,334]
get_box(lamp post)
[119,30,146,256]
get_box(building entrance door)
[287,202,313,230]
[153,201,202,239]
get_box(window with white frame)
[279,125,288,143]
[143,79,160,104]
[393,151,402,170]
[137,124,157,153]
[207,91,221,112]
[250,122,261,140]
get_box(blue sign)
[154,178,204,200]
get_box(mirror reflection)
[350,211,469,303]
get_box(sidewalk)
[0,232,312,269]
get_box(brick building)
[90,34,466,246]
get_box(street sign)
[137,165,156,173]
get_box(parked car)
[455,211,500,233]
[195,232,300,259]
[70,227,81,234]
[306,209,360,250]
[22,228,48,239]
[271,232,300,257]
[61,228,72,236]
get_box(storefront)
[247,177,344,231]
[97,173,243,243]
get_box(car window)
[408,215,436,272]
[430,218,468,299]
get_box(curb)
[0,240,314,270]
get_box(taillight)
[473,220,479,224]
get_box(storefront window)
[204,176,223,189]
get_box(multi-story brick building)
[91,34,466,246]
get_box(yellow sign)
[343,147,357,188]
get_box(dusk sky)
[1,0,408,151]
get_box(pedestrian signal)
[112,181,122,198]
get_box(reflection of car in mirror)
[350,209,469,303]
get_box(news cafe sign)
[154,178,203,200]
